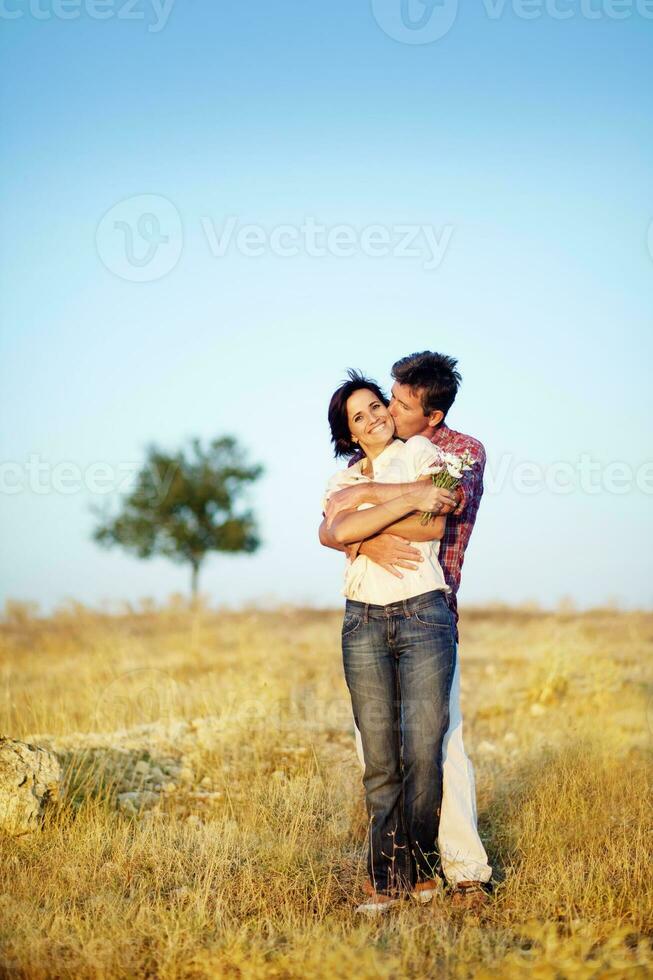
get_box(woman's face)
[346,388,395,453]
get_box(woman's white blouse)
[323,436,451,605]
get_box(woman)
[322,370,457,914]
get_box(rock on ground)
[0,737,62,836]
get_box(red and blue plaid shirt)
[349,423,485,634]
[428,423,485,631]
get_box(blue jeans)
[341,589,456,894]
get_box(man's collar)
[429,422,450,445]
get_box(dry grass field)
[1,598,651,979]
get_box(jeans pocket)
[342,613,362,638]
[413,604,451,630]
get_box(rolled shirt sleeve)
[453,441,486,516]
[322,468,369,515]
[404,435,447,481]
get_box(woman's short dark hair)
[391,351,461,419]
[328,369,389,458]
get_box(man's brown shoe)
[356,879,401,914]
[355,891,399,914]
[411,879,443,904]
[451,880,490,911]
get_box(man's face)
[389,381,440,439]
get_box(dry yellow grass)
[1,598,652,979]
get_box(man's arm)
[319,481,452,575]
[325,480,457,528]
[453,442,487,516]
[319,516,428,578]
[379,513,446,542]
[354,514,446,578]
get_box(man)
[320,351,492,909]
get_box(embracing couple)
[319,351,492,914]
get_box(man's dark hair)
[328,369,389,458]
[391,351,461,419]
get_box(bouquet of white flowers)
[419,449,475,525]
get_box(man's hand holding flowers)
[420,449,475,526]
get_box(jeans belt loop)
[402,598,410,618]
[363,603,369,625]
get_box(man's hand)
[432,486,459,515]
[358,534,424,579]
[453,485,465,517]
[325,484,367,527]
[408,483,458,515]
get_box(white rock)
[141,810,165,824]
[140,791,160,806]
[0,737,62,836]
[117,795,138,816]
[188,791,222,802]
[117,790,159,814]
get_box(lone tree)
[92,436,263,598]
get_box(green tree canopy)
[92,436,263,597]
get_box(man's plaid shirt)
[428,423,485,632]
[349,423,485,635]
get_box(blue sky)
[1,1,652,613]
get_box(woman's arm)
[330,483,446,545]
[319,517,363,559]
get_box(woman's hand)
[407,483,458,515]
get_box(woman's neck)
[360,436,397,471]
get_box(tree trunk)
[190,562,200,599]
